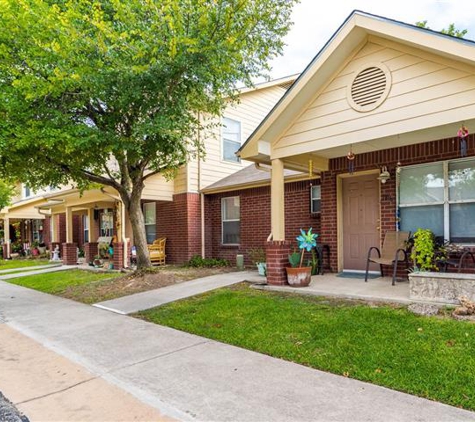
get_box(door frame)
[336,169,380,272]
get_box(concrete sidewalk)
[0,324,170,422]
[1,281,475,421]
[94,270,258,314]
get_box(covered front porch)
[255,274,412,304]
[238,11,475,286]
[38,188,131,268]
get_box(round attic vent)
[347,63,391,112]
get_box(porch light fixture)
[378,166,390,184]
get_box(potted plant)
[93,255,102,268]
[37,242,47,255]
[286,228,318,287]
[31,241,40,256]
[248,247,267,276]
[410,228,439,272]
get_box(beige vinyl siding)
[273,38,475,157]
[174,167,188,194]
[188,85,287,192]
[142,174,174,201]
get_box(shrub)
[186,255,230,268]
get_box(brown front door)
[342,174,380,271]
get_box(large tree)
[0,0,297,267]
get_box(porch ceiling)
[305,118,475,159]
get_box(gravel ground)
[0,392,29,422]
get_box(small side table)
[440,249,475,272]
[315,244,331,275]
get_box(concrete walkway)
[94,270,258,314]
[0,263,62,275]
[0,264,77,280]
[1,280,474,421]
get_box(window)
[222,197,240,244]
[143,202,156,244]
[100,210,114,237]
[311,185,321,213]
[32,219,43,243]
[222,117,241,163]
[399,158,475,243]
[83,215,89,243]
[23,184,31,198]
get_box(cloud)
[270,0,475,78]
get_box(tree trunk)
[119,184,152,269]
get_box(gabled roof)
[238,10,475,162]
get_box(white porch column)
[50,214,57,242]
[65,207,73,243]
[271,158,285,240]
[4,217,10,258]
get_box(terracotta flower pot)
[286,266,312,287]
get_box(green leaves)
[0,0,297,266]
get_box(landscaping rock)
[0,392,29,422]
[408,303,440,316]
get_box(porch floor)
[251,273,451,306]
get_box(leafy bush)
[186,255,229,268]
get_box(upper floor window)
[311,185,321,214]
[222,117,241,163]
[222,196,240,244]
[23,184,31,198]
[399,158,475,243]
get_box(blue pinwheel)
[295,228,318,267]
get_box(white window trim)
[399,157,475,243]
[221,117,242,164]
[221,196,240,245]
[310,185,321,214]
[83,215,89,243]
[143,202,156,243]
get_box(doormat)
[337,272,380,279]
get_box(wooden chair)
[148,238,166,266]
[364,231,410,285]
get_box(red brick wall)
[156,193,201,264]
[205,179,321,265]
[322,134,475,272]
[58,213,66,244]
[42,217,51,246]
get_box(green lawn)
[6,269,121,295]
[137,284,475,411]
[0,259,50,270]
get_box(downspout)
[255,162,273,241]
[197,112,205,258]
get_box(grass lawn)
[0,259,50,270]
[6,269,121,297]
[137,284,475,411]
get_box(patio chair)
[148,237,166,266]
[364,231,410,285]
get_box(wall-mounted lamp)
[377,166,390,184]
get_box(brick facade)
[84,242,98,263]
[156,193,201,264]
[113,242,124,270]
[322,134,475,274]
[62,242,77,265]
[205,179,321,266]
[266,240,292,285]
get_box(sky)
[269,0,475,79]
